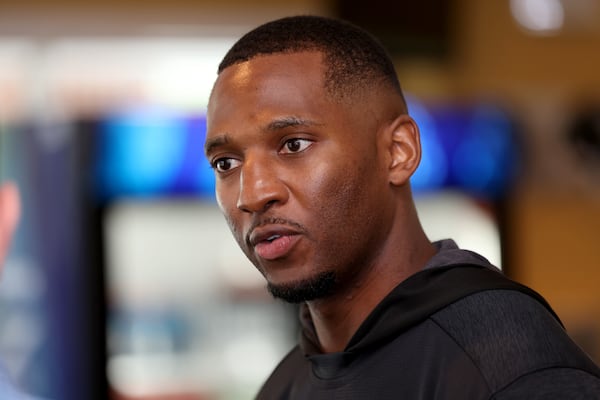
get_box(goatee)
[267,271,337,303]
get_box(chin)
[267,271,337,304]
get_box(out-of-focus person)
[0,181,46,400]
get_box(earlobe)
[387,115,421,186]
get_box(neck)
[305,196,436,353]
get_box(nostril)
[264,200,277,210]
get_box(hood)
[299,241,560,360]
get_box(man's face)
[205,51,395,302]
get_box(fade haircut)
[218,15,405,102]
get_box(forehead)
[206,51,330,132]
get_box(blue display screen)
[95,107,215,200]
[94,101,519,201]
[409,98,519,199]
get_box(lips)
[249,226,301,261]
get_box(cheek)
[302,156,374,224]
[215,183,243,239]
[215,183,229,216]
[301,151,388,252]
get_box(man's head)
[206,16,422,303]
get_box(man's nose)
[236,155,287,213]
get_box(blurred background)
[0,0,599,399]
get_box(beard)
[267,270,337,303]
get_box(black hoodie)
[256,241,600,399]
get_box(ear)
[386,115,421,186]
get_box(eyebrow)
[204,116,322,155]
[265,116,321,131]
[204,135,228,156]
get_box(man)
[205,15,600,399]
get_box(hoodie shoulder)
[430,289,600,396]
[256,345,305,400]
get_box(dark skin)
[206,51,436,353]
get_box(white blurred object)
[415,191,502,269]
[510,0,564,35]
[105,200,295,399]
[510,0,600,36]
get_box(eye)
[280,138,313,154]
[212,157,242,173]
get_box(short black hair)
[218,15,404,100]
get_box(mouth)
[249,226,302,261]
[265,234,281,242]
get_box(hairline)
[217,48,395,105]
